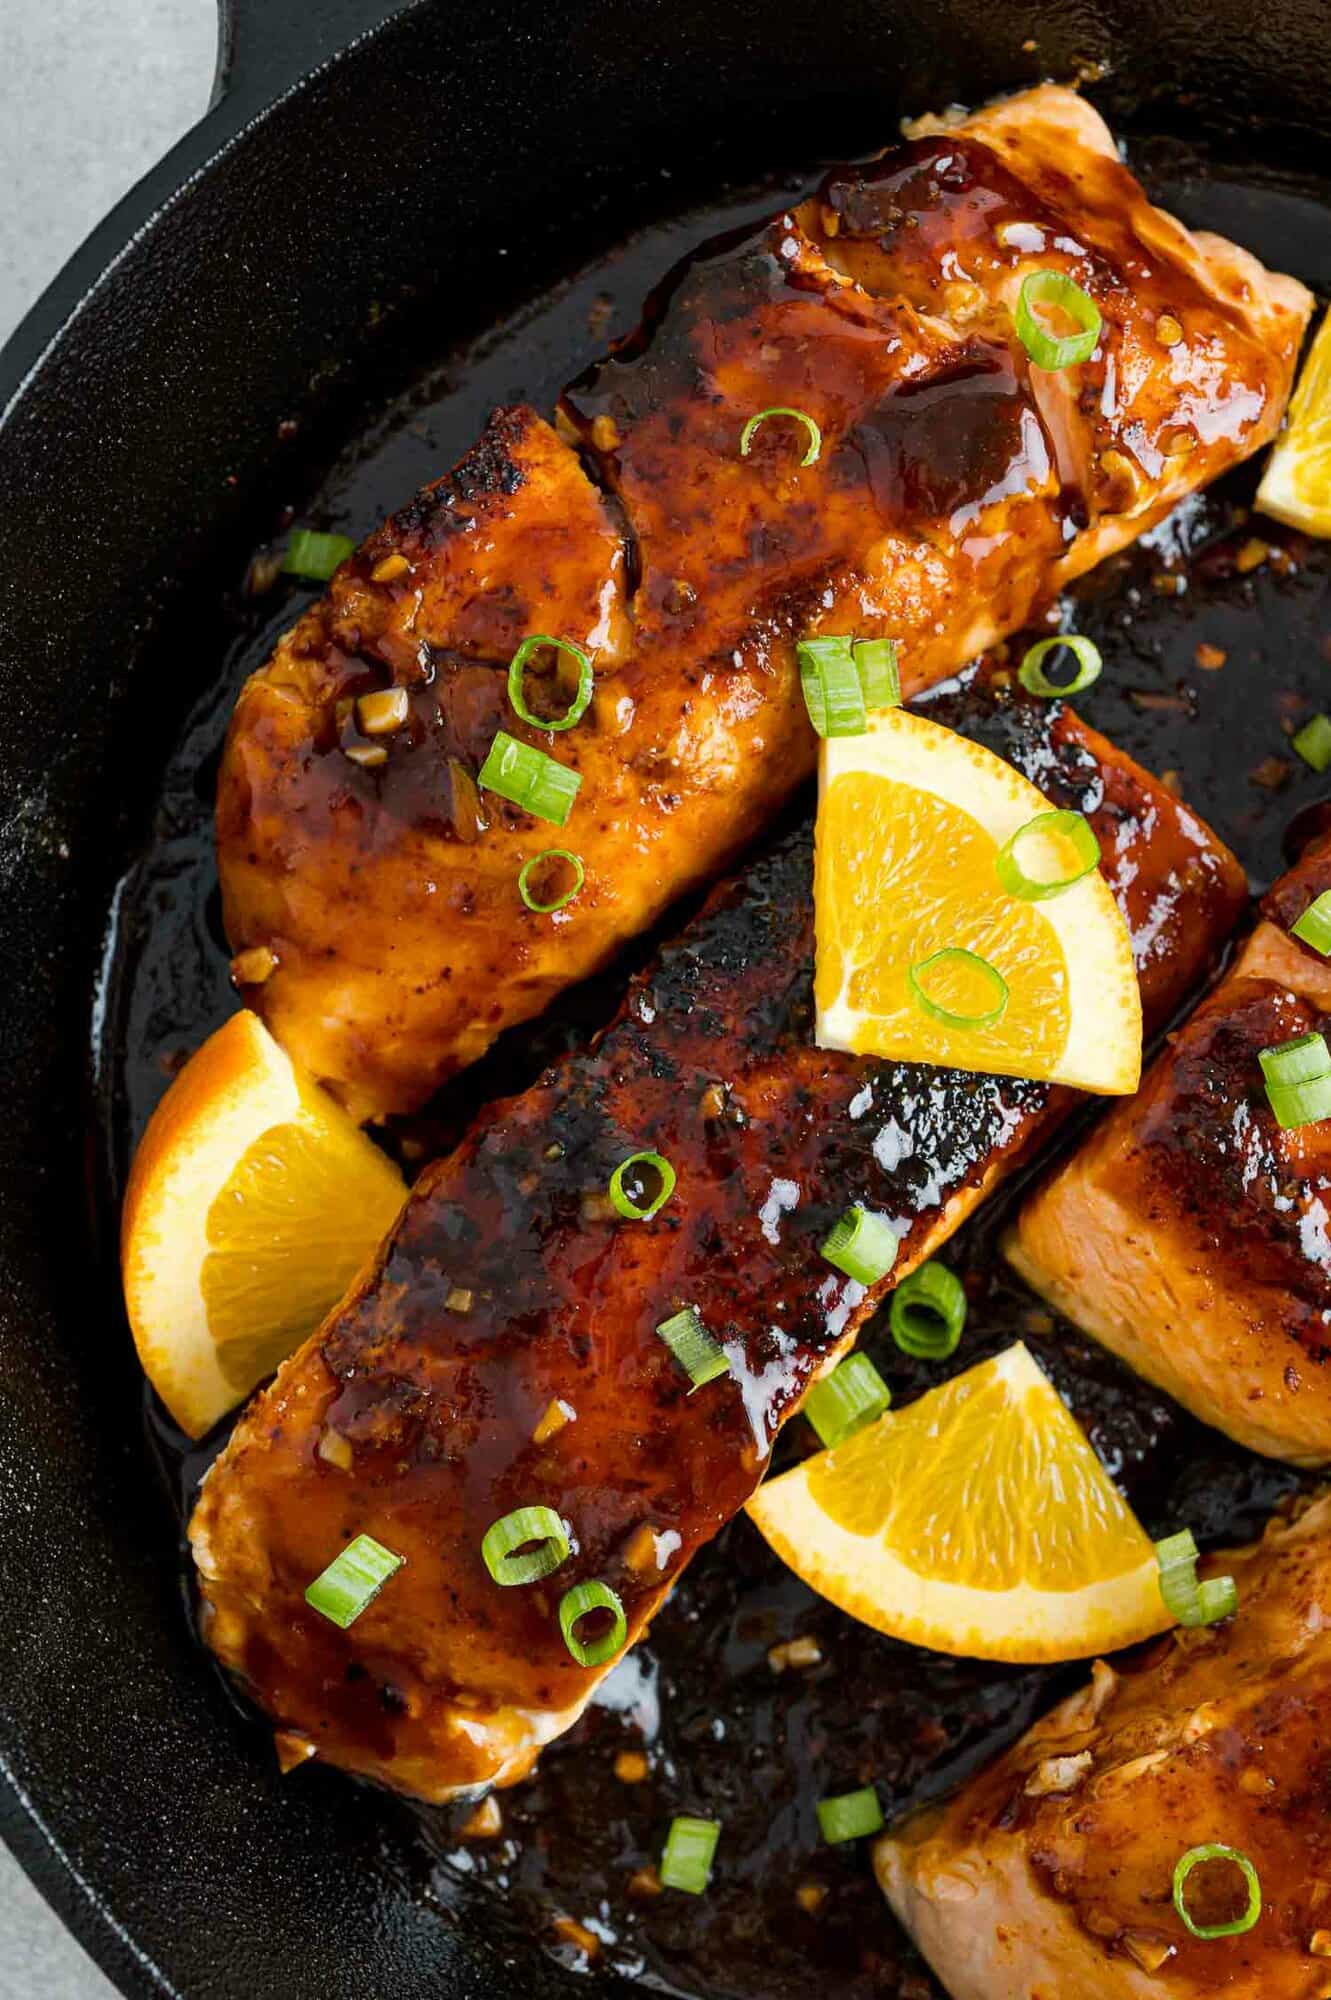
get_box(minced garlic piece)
[230,945,276,987]
[533,1398,576,1445]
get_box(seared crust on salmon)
[191,670,1243,1800]
[1007,831,1331,1466]
[217,86,1308,1120]
[875,1492,1331,1999]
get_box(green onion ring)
[1015,269,1102,370]
[798,636,867,738]
[1258,1031,1331,1089]
[1293,712,1331,773]
[480,1504,571,1586]
[889,1260,967,1361]
[283,528,356,581]
[518,848,584,913]
[907,948,1009,1030]
[803,1353,891,1449]
[1018,634,1103,698]
[477,729,581,826]
[304,1533,403,1629]
[853,637,902,710]
[816,1786,885,1845]
[739,406,822,466]
[507,634,594,732]
[1265,1073,1331,1131]
[1172,1844,1261,1940]
[660,1815,721,1895]
[819,1207,899,1286]
[656,1307,729,1391]
[558,1579,628,1667]
[608,1151,677,1220]
[1292,889,1331,956]
[1258,1032,1331,1126]
[995,809,1101,902]
[1154,1529,1239,1629]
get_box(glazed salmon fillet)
[1007,832,1331,1466]
[217,85,1308,1120]
[190,671,1243,1800]
[876,1491,1331,1999]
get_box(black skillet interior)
[3,1,1331,1995]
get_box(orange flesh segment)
[815,771,1071,1073]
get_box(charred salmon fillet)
[217,85,1307,1120]
[1007,831,1331,1466]
[190,670,1244,1799]
[877,1491,1331,1999]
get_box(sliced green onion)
[804,1354,891,1449]
[796,635,903,735]
[739,406,822,466]
[1018,634,1103,698]
[890,1260,967,1360]
[820,1206,899,1286]
[481,1504,571,1586]
[609,1151,677,1220]
[996,809,1101,902]
[1195,1575,1240,1622]
[817,1786,885,1845]
[798,636,866,738]
[518,848,584,913]
[507,634,594,732]
[1258,1032,1331,1126]
[304,1533,403,1629]
[660,1815,721,1894]
[283,529,356,581]
[478,729,581,826]
[1155,1528,1238,1628]
[853,638,902,710]
[1293,713,1331,773]
[1292,889,1331,955]
[1266,1074,1331,1129]
[657,1307,729,1391]
[1015,269,1102,370]
[1172,1844,1261,1940]
[558,1579,628,1667]
[907,948,1009,1030]
[1258,1031,1331,1088]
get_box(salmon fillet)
[876,1491,1331,1999]
[1007,832,1331,1466]
[190,670,1243,1800]
[217,84,1308,1120]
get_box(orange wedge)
[1256,304,1331,534]
[122,1010,405,1437]
[814,707,1140,1092]
[746,1344,1170,1663]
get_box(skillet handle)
[213,0,409,109]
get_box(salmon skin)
[1008,830,1331,1467]
[191,668,1245,1801]
[216,86,1308,1120]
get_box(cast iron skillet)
[2,2,1331,1994]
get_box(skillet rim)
[1,3,1328,1993]
[0,5,423,1988]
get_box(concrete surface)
[1,9,217,1993]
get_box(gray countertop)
[1,9,216,1991]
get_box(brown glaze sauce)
[195,666,1241,1798]
[1126,981,1331,1352]
[95,138,1331,1997]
